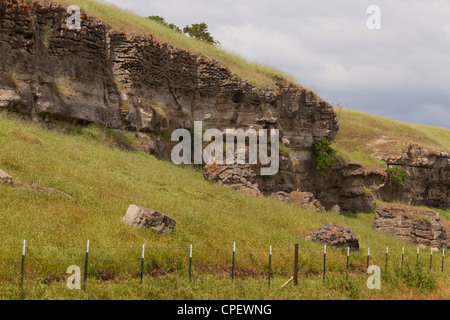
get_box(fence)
[0,241,447,290]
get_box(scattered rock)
[239,186,260,197]
[0,169,14,185]
[373,205,449,248]
[21,183,73,200]
[289,190,325,212]
[269,191,293,203]
[305,223,360,250]
[0,168,72,199]
[328,205,341,214]
[123,205,176,235]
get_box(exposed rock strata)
[0,1,347,203]
[363,145,450,208]
[373,205,449,248]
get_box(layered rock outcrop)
[306,161,377,213]
[363,145,450,208]
[373,205,449,248]
[1,0,356,207]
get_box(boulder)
[123,205,176,235]
[0,169,14,185]
[328,205,341,214]
[373,205,449,248]
[289,190,325,212]
[305,223,360,250]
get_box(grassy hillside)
[0,112,448,299]
[1,0,449,300]
[334,108,450,170]
[43,0,295,89]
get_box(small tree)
[148,16,182,33]
[183,23,220,45]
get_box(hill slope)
[1,0,449,299]
[334,108,450,170]
[0,113,449,299]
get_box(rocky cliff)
[364,145,450,208]
[3,1,367,204]
[8,1,443,214]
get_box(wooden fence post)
[293,243,299,286]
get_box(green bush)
[312,137,336,177]
[387,167,407,190]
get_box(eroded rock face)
[305,161,377,213]
[373,205,449,248]
[203,163,261,194]
[122,205,176,235]
[3,0,382,211]
[0,0,337,146]
[305,223,360,250]
[378,145,450,208]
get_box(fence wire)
[0,242,447,287]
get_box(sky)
[103,0,450,129]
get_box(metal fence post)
[83,240,89,290]
[231,242,236,281]
[140,244,145,284]
[268,245,272,287]
[417,247,420,266]
[346,247,350,279]
[20,240,26,289]
[385,247,389,272]
[442,249,445,273]
[189,244,193,280]
[430,248,433,271]
[401,247,405,272]
[323,245,327,281]
[366,248,370,274]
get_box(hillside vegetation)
[0,113,449,299]
[334,108,450,170]
[1,0,449,300]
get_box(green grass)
[334,108,450,169]
[0,112,449,299]
[42,0,295,89]
[1,272,449,300]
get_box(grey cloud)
[103,0,450,128]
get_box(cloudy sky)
[103,0,450,129]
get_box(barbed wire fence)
[0,241,447,290]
